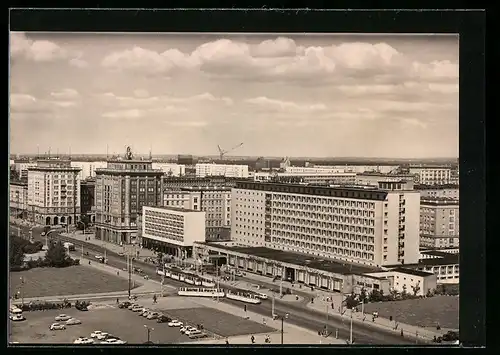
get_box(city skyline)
[10,32,459,158]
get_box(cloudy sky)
[9,32,458,158]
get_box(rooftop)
[203,243,381,275]
[420,197,459,205]
[414,184,459,190]
[145,205,201,213]
[389,267,435,277]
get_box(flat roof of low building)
[388,253,459,268]
[389,267,434,277]
[202,243,381,275]
[415,184,459,190]
[145,205,201,213]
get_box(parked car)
[147,312,159,320]
[157,315,171,323]
[141,309,151,317]
[118,302,132,309]
[442,331,459,342]
[55,314,71,321]
[66,318,82,326]
[256,293,268,300]
[74,337,94,344]
[128,304,137,310]
[50,323,66,331]
[132,305,143,312]
[9,314,25,322]
[96,332,110,340]
[90,330,104,338]
[185,328,201,336]
[168,320,183,327]
[189,332,208,339]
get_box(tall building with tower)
[94,147,164,245]
[27,159,82,226]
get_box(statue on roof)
[125,146,134,160]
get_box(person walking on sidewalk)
[250,335,255,344]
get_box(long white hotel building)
[231,181,420,268]
[195,163,249,178]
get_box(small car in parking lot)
[189,332,208,339]
[90,330,104,338]
[50,323,66,331]
[168,320,183,327]
[157,315,171,323]
[132,305,143,312]
[185,328,201,336]
[9,314,25,321]
[141,309,151,317]
[96,332,110,340]
[55,314,71,321]
[66,318,82,326]
[74,337,94,344]
[147,312,159,320]
[118,301,132,309]
[102,338,127,345]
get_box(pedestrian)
[250,335,255,344]
[400,329,404,337]
[116,298,119,304]
[331,302,334,309]
[88,261,91,265]
[225,339,229,345]
[117,271,119,276]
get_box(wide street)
[13,223,415,345]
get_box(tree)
[45,241,71,267]
[344,292,359,309]
[10,235,25,267]
[369,289,384,303]
[401,284,408,298]
[359,287,368,303]
[157,251,164,266]
[77,215,90,230]
[411,281,421,297]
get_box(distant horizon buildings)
[195,163,249,178]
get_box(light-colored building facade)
[10,181,28,217]
[27,159,81,226]
[285,166,346,174]
[253,171,356,185]
[164,186,232,241]
[409,166,452,185]
[231,181,420,268]
[142,206,205,258]
[419,198,459,248]
[365,268,437,297]
[152,163,186,177]
[94,149,164,245]
[415,184,459,200]
[14,161,37,180]
[195,163,249,178]
[355,173,416,188]
[70,161,107,180]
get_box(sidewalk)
[61,231,157,261]
[186,297,345,345]
[219,269,445,343]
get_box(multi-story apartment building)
[415,184,459,200]
[195,163,249,178]
[152,163,186,177]
[142,206,205,259]
[419,197,459,249]
[164,186,232,241]
[10,181,28,218]
[408,166,452,185]
[27,159,81,226]
[355,172,416,188]
[14,160,37,180]
[285,166,345,174]
[163,176,241,189]
[231,181,420,268]
[253,171,356,185]
[94,148,164,245]
[71,161,107,180]
[80,178,96,223]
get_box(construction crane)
[217,143,243,160]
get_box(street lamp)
[274,313,289,344]
[144,325,154,343]
[19,277,25,306]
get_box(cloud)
[10,92,79,115]
[69,58,89,68]
[102,109,144,119]
[245,96,327,112]
[10,32,85,67]
[50,88,80,100]
[100,38,457,86]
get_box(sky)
[9,32,459,158]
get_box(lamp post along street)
[326,304,329,334]
[349,308,353,344]
[81,244,84,258]
[281,317,284,344]
[271,292,275,317]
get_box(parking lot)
[9,266,136,298]
[363,295,459,329]
[155,307,275,338]
[9,306,195,344]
